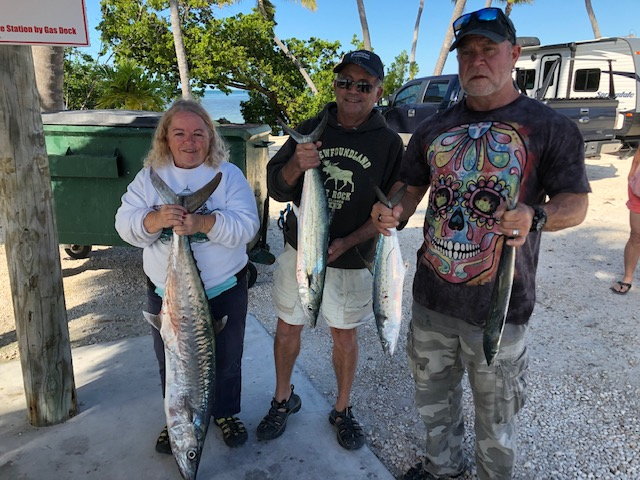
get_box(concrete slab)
[0,314,394,480]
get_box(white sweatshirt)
[115,161,260,291]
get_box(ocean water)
[201,89,250,124]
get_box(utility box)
[41,110,273,275]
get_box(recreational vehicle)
[516,36,640,148]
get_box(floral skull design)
[423,121,526,284]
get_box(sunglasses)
[334,78,375,94]
[453,7,513,36]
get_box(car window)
[394,83,422,106]
[422,80,450,103]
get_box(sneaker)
[328,406,365,450]
[214,416,248,448]
[402,460,466,480]
[256,385,302,440]
[155,425,172,454]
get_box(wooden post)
[0,45,77,426]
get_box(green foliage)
[97,1,343,129]
[95,59,170,110]
[383,51,413,96]
[63,48,107,109]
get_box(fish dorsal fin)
[142,311,162,331]
[150,168,223,213]
[277,111,328,144]
[213,315,228,335]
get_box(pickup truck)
[379,73,620,157]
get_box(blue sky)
[84,0,639,77]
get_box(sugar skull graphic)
[423,121,526,284]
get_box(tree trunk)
[257,0,318,94]
[356,0,372,50]
[433,0,467,75]
[0,45,77,427]
[31,46,64,111]
[584,0,602,38]
[409,0,425,79]
[505,0,513,16]
[169,0,193,100]
[484,0,493,6]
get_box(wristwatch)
[529,204,547,232]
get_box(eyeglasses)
[334,78,375,94]
[453,7,513,37]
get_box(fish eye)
[187,449,197,460]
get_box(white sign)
[0,0,89,46]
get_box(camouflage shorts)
[407,301,528,480]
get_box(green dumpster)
[42,110,274,285]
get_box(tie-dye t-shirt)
[400,95,591,326]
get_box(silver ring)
[512,229,520,237]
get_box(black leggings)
[146,268,248,418]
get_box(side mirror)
[378,96,390,107]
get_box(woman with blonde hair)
[116,99,260,450]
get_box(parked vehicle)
[379,37,638,156]
[516,36,640,148]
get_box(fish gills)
[372,229,406,355]
[296,167,330,326]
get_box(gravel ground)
[1,144,639,479]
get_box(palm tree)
[257,0,319,94]
[499,0,534,17]
[409,0,424,79]
[584,0,602,38]
[97,60,166,111]
[356,0,372,50]
[169,0,192,99]
[31,46,65,111]
[433,0,467,75]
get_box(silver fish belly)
[372,229,406,355]
[296,167,330,326]
[162,232,215,480]
[483,240,516,366]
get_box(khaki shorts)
[273,244,373,329]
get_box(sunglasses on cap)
[453,7,515,39]
[334,78,375,94]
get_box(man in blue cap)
[259,50,404,450]
[371,8,589,479]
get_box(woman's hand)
[144,204,187,233]
[173,213,215,236]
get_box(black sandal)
[155,425,172,454]
[256,385,302,440]
[214,416,248,448]
[328,406,365,450]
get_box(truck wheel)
[64,244,92,259]
[247,262,258,289]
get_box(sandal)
[610,281,632,295]
[328,406,365,450]
[214,416,248,448]
[256,385,302,441]
[155,425,172,454]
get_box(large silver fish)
[372,185,407,355]
[483,200,517,366]
[278,114,329,326]
[143,169,223,480]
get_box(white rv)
[516,36,640,147]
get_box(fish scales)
[144,169,222,480]
[296,167,331,326]
[372,228,406,355]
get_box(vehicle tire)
[247,262,258,289]
[64,244,92,259]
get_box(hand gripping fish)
[372,184,407,355]
[277,113,330,327]
[143,168,225,480]
[483,199,518,366]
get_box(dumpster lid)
[42,110,162,128]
